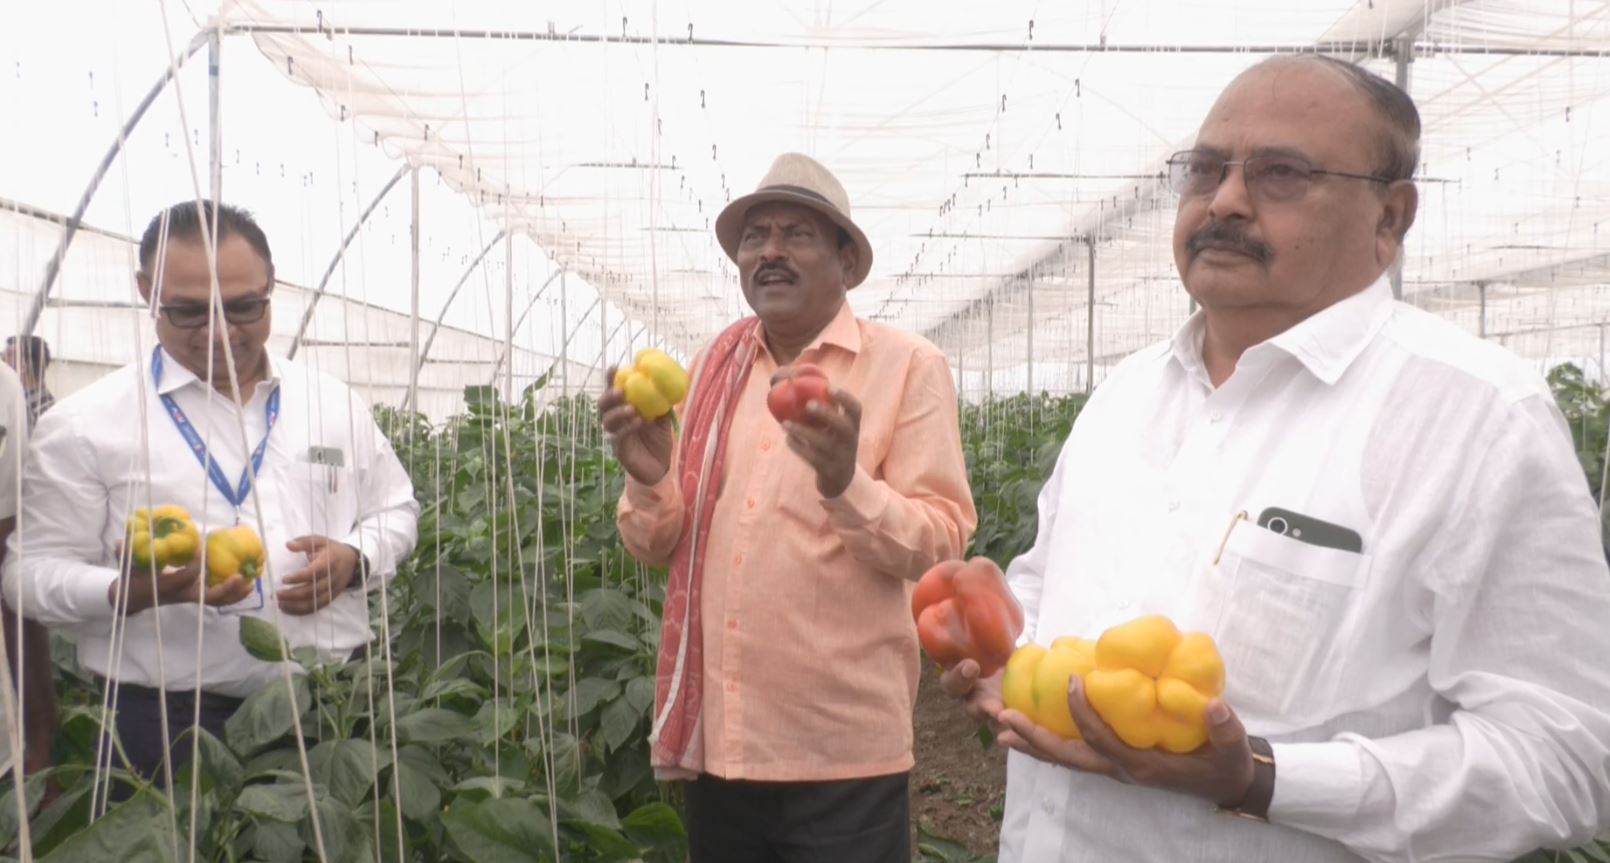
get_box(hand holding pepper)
[600,361,677,486]
[111,555,253,614]
[114,507,254,613]
[995,615,1256,808]
[770,365,861,499]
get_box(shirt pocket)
[1211,520,1371,730]
[273,458,358,539]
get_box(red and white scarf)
[649,316,762,777]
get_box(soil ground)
[908,662,1008,861]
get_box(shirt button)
[733,553,744,566]
[746,497,756,509]
[1167,500,1181,512]
[761,440,772,452]
[1208,410,1224,423]
[725,681,737,693]
[727,618,738,631]
[1041,798,1055,815]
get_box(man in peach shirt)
[599,153,976,862]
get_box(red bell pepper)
[911,557,1025,676]
[766,364,832,424]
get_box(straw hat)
[714,153,874,288]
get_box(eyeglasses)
[1166,150,1396,204]
[157,296,271,329]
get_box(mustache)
[753,262,798,282]
[1186,221,1273,264]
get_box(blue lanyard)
[150,347,280,510]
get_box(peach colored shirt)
[617,301,977,781]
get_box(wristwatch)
[344,544,373,593]
[1220,736,1276,822]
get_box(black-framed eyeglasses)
[1166,150,1396,204]
[157,296,271,329]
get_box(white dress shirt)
[1000,278,1610,862]
[1,348,419,698]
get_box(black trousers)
[684,772,911,863]
[100,681,244,791]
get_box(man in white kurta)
[947,55,1610,861]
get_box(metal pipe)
[406,167,420,416]
[228,24,1604,58]
[1477,282,1488,338]
[23,29,209,338]
[286,165,408,357]
[504,230,514,401]
[285,164,408,358]
[1025,268,1035,398]
[208,29,222,203]
[491,297,601,386]
[1086,236,1096,394]
[485,270,569,382]
[413,229,507,373]
[559,270,569,395]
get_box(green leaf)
[302,792,355,863]
[239,615,290,662]
[476,699,521,744]
[1577,843,1610,863]
[393,756,442,821]
[566,677,620,719]
[623,676,656,714]
[441,797,555,863]
[421,676,488,702]
[622,802,687,863]
[916,824,992,863]
[530,733,582,795]
[308,738,383,807]
[251,820,305,863]
[39,791,170,863]
[464,385,500,413]
[582,629,640,652]
[0,770,47,846]
[579,588,636,632]
[599,696,640,753]
[398,743,451,785]
[192,727,244,798]
[25,782,93,857]
[397,708,479,744]
[450,776,528,801]
[225,676,310,755]
[558,786,620,831]
[237,782,312,822]
[568,822,640,862]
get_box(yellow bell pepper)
[126,505,200,571]
[1083,615,1225,754]
[613,349,689,421]
[1001,636,1097,739]
[205,525,266,588]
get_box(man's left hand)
[773,369,861,499]
[996,676,1256,808]
[278,535,362,616]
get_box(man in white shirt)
[0,361,56,784]
[2,200,419,784]
[944,55,1610,860]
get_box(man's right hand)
[600,366,675,485]
[940,658,1007,730]
[111,557,254,615]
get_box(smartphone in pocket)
[1256,507,1363,554]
